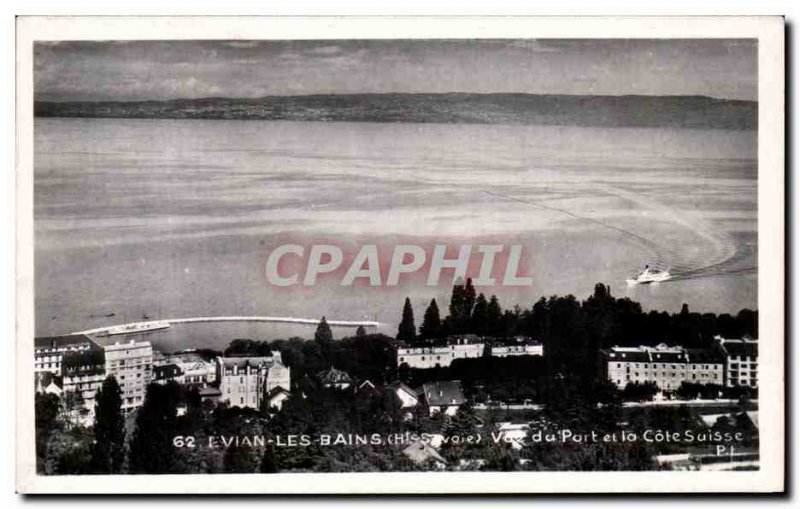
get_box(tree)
[315,316,334,361]
[471,293,490,335]
[419,298,443,339]
[621,381,659,402]
[62,390,86,430]
[35,392,62,474]
[355,325,366,338]
[448,278,476,333]
[261,446,279,473]
[448,280,465,329]
[128,382,181,474]
[91,376,125,473]
[315,316,333,344]
[397,297,416,343]
[223,444,260,473]
[487,295,503,336]
[35,392,60,430]
[463,278,477,325]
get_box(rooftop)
[104,339,152,352]
[685,348,726,364]
[34,334,98,350]
[604,344,688,363]
[716,337,758,358]
[153,363,184,379]
[217,356,279,369]
[316,366,353,385]
[387,381,418,397]
[267,386,291,398]
[420,380,465,407]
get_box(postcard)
[15,16,785,493]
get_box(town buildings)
[713,336,759,388]
[419,380,466,416]
[397,335,485,369]
[34,334,98,377]
[61,347,107,426]
[164,351,217,388]
[490,340,544,358]
[215,352,290,410]
[396,335,544,369]
[103,340,154,413]
[602,343,728,391]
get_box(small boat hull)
[626,273,671,285]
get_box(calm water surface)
[34,118,757,351]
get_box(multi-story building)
[34,334,98,376]
[602,343,725,392]
[397,335,484,369]
[490,339,544,358]
[61,347,107,426]
[215,352,290,410]
[103,340,154,413]
[713,336,758,388]
[685,348,726,386]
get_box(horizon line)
[34,92,757,104]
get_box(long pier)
[72,316,382,336]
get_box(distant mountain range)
[34,93,757,130]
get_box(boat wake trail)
[480,189,667,265]
[594,183,740,278]
[482,182,744,282]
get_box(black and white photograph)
[14,16,785,494]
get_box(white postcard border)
[15,15,785,494]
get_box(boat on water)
[106,320,171,336]
[626,265,671,285]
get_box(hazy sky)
[34,39,757,101]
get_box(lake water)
[34,118,757,352]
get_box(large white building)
[103,340,154,413]
[602,343,725,392]
[216,353,290,410]
[713,336,758,388]
[490,342,544,358]
[397,336,485,369]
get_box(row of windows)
[615,362,720,370]
[109,361,152,370]
[624,373,720,380]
